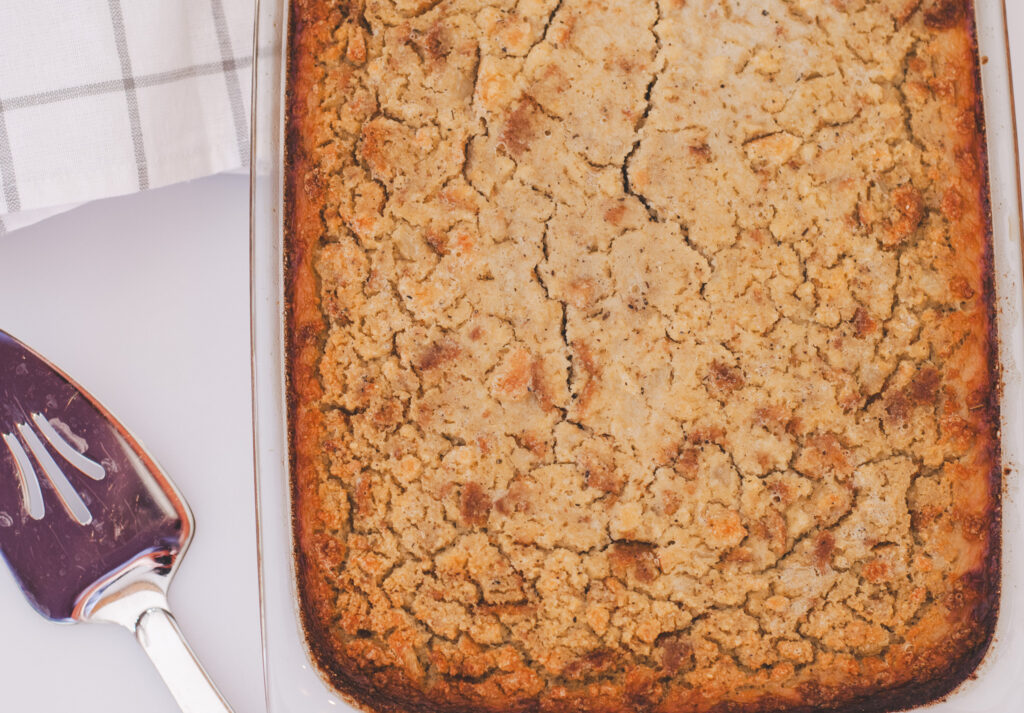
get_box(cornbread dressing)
[285,0,1000,711]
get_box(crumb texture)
[286,0,998,711]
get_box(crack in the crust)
[533,221,552,300]
[537,0,565,47]
[509,0,567,80]
[531,218,576,425]
[467,45,483,117]
[621,1,663,224]
[622,141,656,221]
[561,304,573,414]
[895,38,930,155]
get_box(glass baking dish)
[250,1,1024,711]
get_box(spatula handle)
[135,607,235,713]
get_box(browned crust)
[282,1,1002,712]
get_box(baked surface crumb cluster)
[285,0,999,711]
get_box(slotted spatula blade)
[0,329,233,713]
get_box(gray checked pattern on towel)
[0,0,254,234]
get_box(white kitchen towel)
[0,0,254,235]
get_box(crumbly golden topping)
[287,0,997,710]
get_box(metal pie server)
[0,329,234,713]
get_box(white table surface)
[0,174,262,713]
[0,8,1022,712]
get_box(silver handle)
[134,607,235,713]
